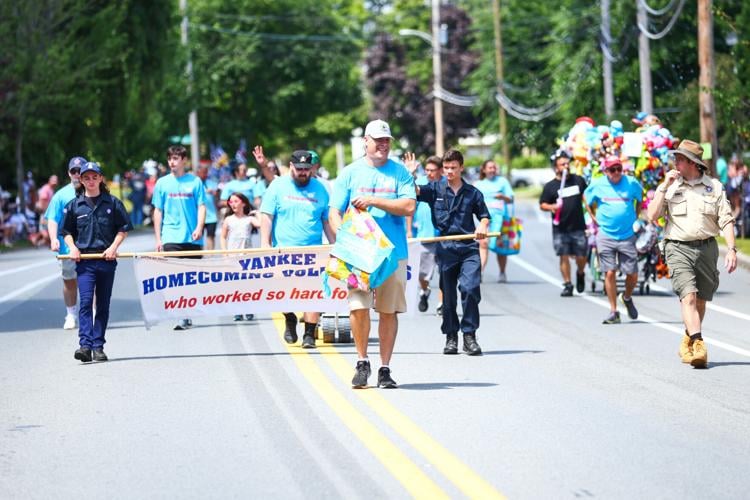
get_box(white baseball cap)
[364,119,393,139]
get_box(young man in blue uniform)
[416,149,490,356]
[62,162,131,362]
[329,119,416,389]
[260,150,336,348]
[45,156,86,330]
[152,145,207,330]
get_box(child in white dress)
[220,193,260,321]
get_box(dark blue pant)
[437,244,481,335]
[76,259,117,349]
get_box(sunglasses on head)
[606,166,623,173]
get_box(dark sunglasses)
[606,166,623,173]
[69,168,81,174]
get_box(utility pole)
[637,0,653,114]
[431,0,444,157]
[601,0,615,119]
[180,0,200,170]
[698,0,717,175]
[491,0,511,175]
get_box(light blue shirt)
[331,158,416,260]
[44,183,77,255]
[152,173,207,245]
[261,176,330,247]
[220,178,257,202]
[474,176,514,216]
[413,175,437,238]
[204,178,218,224]
[252,180,268,202]
[584,175,643,240]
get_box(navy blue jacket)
[62,192,132,253]
[417,178,491,239]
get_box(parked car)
[509,167,555,188]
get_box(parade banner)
[134,242,421,326]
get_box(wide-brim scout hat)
[669,139,707,170]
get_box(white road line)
[650,283,750,322]
[0,274,58,305]
[511,255,750,358]
[0,259,55,277]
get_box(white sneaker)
[498,272,507,283]
[63,315,76,330]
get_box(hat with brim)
[364,119,393,139]
[669,139,707,169]
[68,156,87,171]
[80,161,102,176]
[290,150,313,169]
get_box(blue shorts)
[552,229,588,257]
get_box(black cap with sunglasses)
[68,156,87,173]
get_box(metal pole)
[492,0,511,175]
[180,0,200,170]
[698,0,718,176]
[601,0,615,119]
[637,0,653,114]
[431,0,444,156]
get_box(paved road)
[1,199,749,499]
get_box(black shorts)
[552,229,588,257]
[163,242,203,259]
[204,223,217,237]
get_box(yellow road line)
[315,343,506,500]
[272,315,449,499]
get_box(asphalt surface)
[1,199,749,499]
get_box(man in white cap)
[329,119,416,389]
[44,157,86,329]
[648,139,737,369]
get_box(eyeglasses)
[606,166,623,173]
[69,168,81,174]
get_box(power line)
[636,0,687,40]
[638,0,679,17]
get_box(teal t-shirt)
[44,183,77,255]
[152,173,207,245]
[584,175,643,240]
[204,178,218,224]
[220,178,257,202]
[330,157,416,260]
[260,176,329,247]
[413,174,437,238]
[474,175,514,216]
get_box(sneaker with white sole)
[618,293,638,320]
[602,311,621,324]
[63,315,77,330]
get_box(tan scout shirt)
[660,175,734,241]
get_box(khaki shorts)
[665,239,720,301]
[59,259,77,280]
[349,259,407,313]
[419,243,437,281]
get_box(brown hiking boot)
[679,334,693,363]
[690,339,708,369]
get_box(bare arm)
[191,204,206,241]
[721,222,738,274]
[475,217,490,240]
[153,207,163,251]
[582,195,598,226]
[329,207,343,234]
[48,219,60,251]
[219,219,229,250]
[260,213,274,248]
[103,232,127,260]
[350,196,416,217]
[323,219,336,244]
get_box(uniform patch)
[705,186,713,193]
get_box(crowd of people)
[3,116,742,381]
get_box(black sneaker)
[351,360,371,388]
[602,311,621,324]
[174,319,191,330]
[284,314,298,344]
[377,367,397,389]
[576,272,585,293]
[436,304,443,316]
[418,289,430,312]
[560,282,574,297]
[92,348,108,362]
[74,347,92,363]
[619,293,638,320]
[301,334,316,349]
[443,334,458,355]
[245,314,254,321]
[233,315,243,321]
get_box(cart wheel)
[590,281,596,293]
[337,317,352,343]
[645,284,650,295]
[639,282,645,295]
[320,316,335,344]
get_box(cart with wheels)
[318,313,352,344]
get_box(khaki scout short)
[59,259,77,280]
[665,238,720,301]
[349,259,407,314]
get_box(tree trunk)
[15,116,25,211]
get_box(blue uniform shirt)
[61,192,132,252]
[417,178,491,246]
[330,157,416,261]
[260,176,329,247]
[44,183,77,255]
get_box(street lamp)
[398,0,447,156]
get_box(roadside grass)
[514,185,543,200]
[717,236,750,254]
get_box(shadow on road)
[397,382,499,390]
[705,362,750,368]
